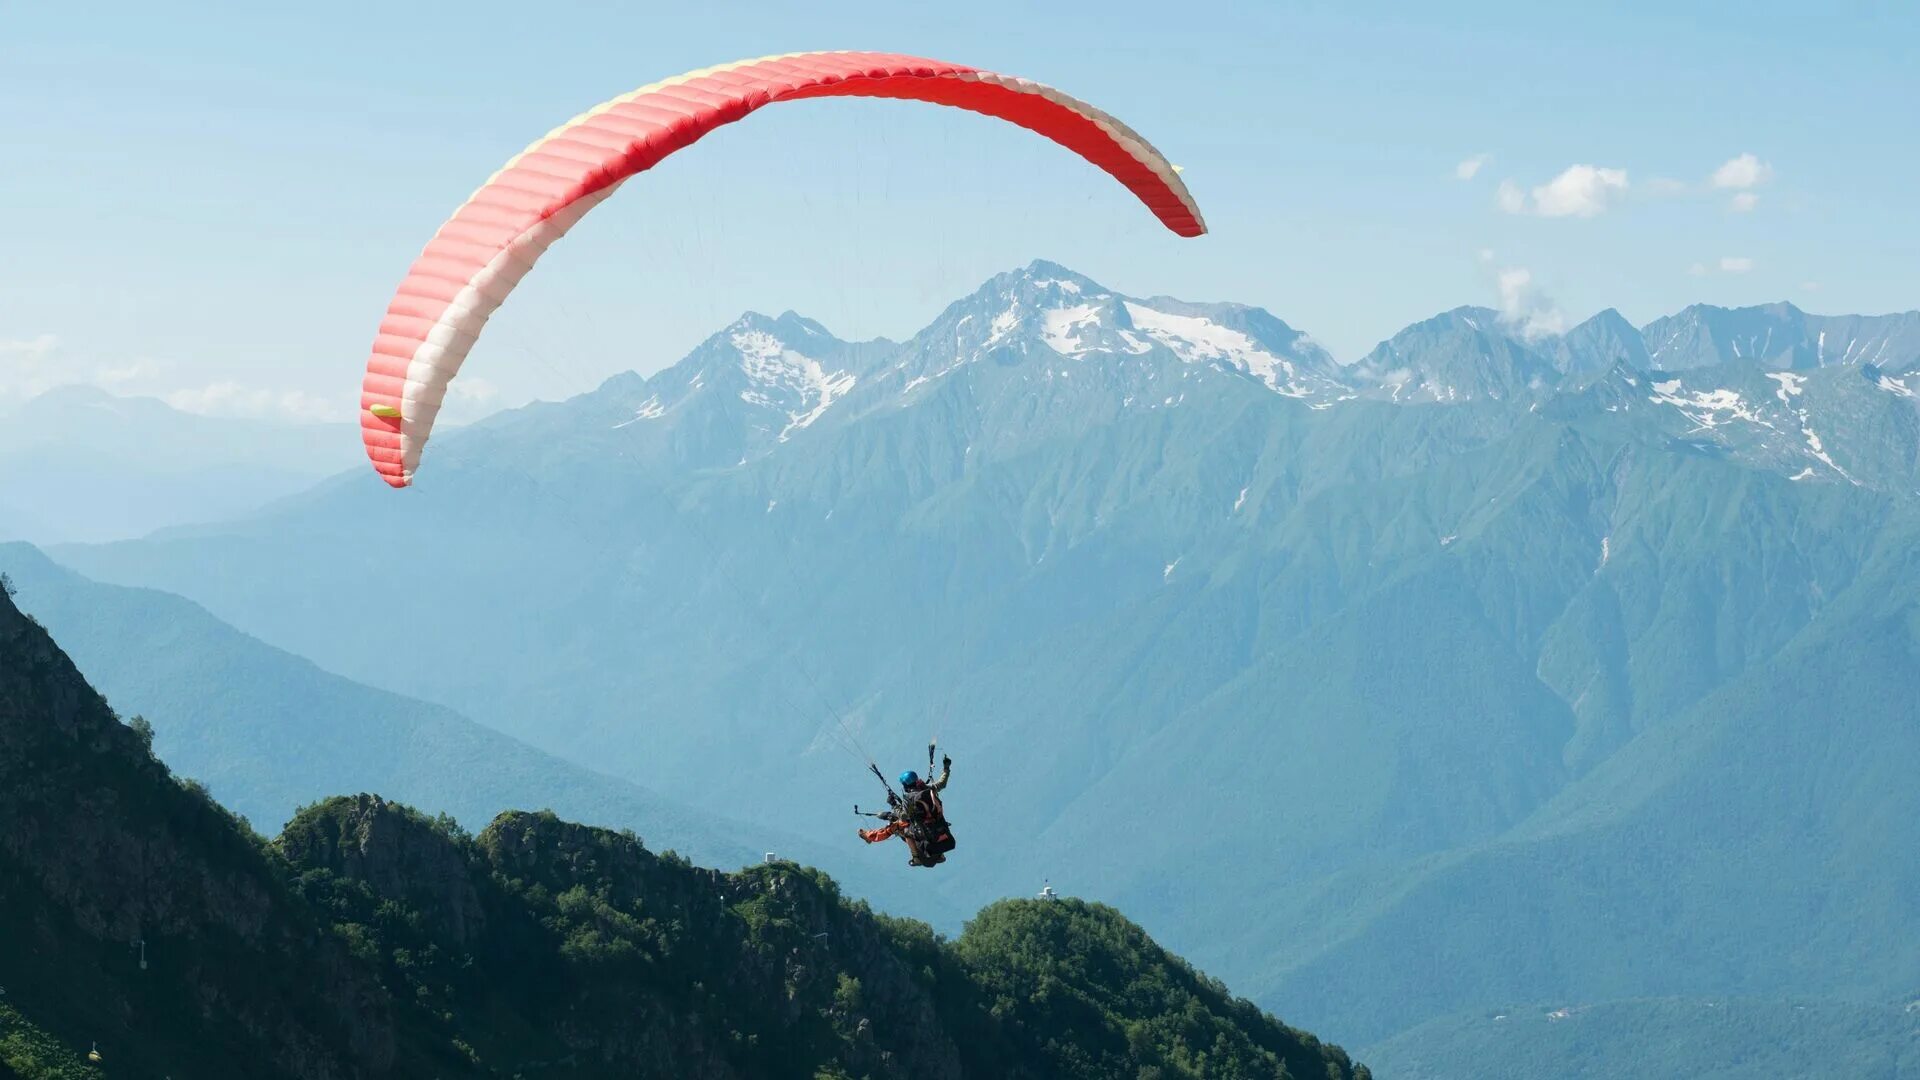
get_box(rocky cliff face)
[278,794,489,946]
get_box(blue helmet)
[898,770,921,788]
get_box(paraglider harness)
[858,745,956,866]
[900,785,955,862]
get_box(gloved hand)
[942,754,952,771]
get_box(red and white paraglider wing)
[361,51,1205,488]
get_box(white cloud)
[96,357,166,387]
[1493,155,1772,221]
[0,335,59,403]
[0,331,348,424]
[1534,165,1630,217]
[1800,281,1821,292]
[1481,254,1567,340]
[1689,257,1758,277]
[0,333,137,405]
[0,334,187,408]
[1455,154,1490,180]
[1711,156,1770,212]
[0,334,59,358]
[434,375,507,424]
[1498,164,1630,218]
[447,376,500,404]
[163,382,346,423]
[1711,153,1772,189]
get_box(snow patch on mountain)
[1124,303,1320,397]
[1642,369,1865,485]
[1799,424,1855,484]
[612,395,666,428]
[1766,372,1806,404]
[986,308,1020,347]
[902,362,961,396]
[1042,304,1105,356]
[1649,380,1772,432]
[730,329,856,441]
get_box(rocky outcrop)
[280,794,487,945]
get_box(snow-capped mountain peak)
[488,264,1919,494]
[726,320,858,441]
[893,261,1348,402]
[1120,298,1345,398]
[605,311,869,458]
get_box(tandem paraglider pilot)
[858,751,955,868]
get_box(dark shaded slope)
[949,899,1357,1080]
[0,571,400,1077]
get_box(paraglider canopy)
[361,51,1206,488]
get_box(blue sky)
[3,0,1914,421]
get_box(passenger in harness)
[858,753,955,867]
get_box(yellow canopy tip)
[368,404,403,420]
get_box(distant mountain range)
[1641,301,1920,372]
[7,277,1914,547]
[42,262,1920,1075]
[0,385,352,543]
[0,543,758,860]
